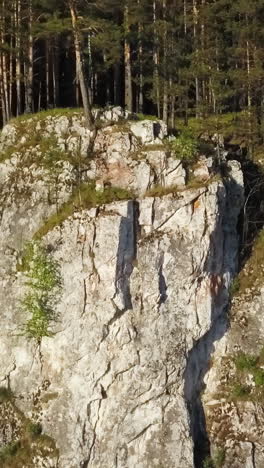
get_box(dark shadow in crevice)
[115,200,140,311]
[158,253,168,306]
[184,170,243,467]
[222,145,264,268]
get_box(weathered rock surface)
[0,109,185,198]
[203,265,264,467]
[200,161,264,468]
[0,110,244,467]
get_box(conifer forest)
[0,0,264,136]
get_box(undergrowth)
[0,387,13,403]
[0,387,58,466]
[232,229,264,297]
[168,129,199,162]
[228,350,264,401]
[145,184,179,197]
[203,448,225,468]
[9,107,83,126]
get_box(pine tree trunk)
[69,0,94,130]
[162,0,168,123]
[46,39,50,108]
[1,0,10,122]
[170,77,175,129]
[9,1,15,116]
[193,0,200,118]
[183,0,187,34]
[246,40,251,109]
[138,17,144,113]
[52,37,59,107]
[153,0,160,118]
[124,4,133,112]
[25,0,34,113]
[0,55,7,125]
[16,0,22,115]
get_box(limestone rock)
[130,120,167,144]
[0,111,245,467]
[0,172,243,467]
[0,112,183,197]
[193,162,210,181]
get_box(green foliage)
[234,230,264,296]
[234,353,258,371]
[10,108,82,125]
[0,441,20,461]
[0,386,13,403]
[203,458,215,468]
[0,385,58,465]
[26,422,42,438]
[229,277,240,297]
[214,449,226,467]
[21,242,62,340]
[253,368,264,387]
[135,113,158,121]
[231,383,251,399]
[145,184,178,198]
[34,182,134,239]
[169,130,199,162]
[203,449,225,468]
[229,349,264,401]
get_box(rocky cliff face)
[203,235,264,467]
[0,108,244,467]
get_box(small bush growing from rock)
[27,422,42,438]
[203,448,225,468]
[203,457,215,468]
[253,368,264,386]
[229,277,240,297]
[231,383,251,399]
[234,352,258,371]
[0,386,12,403]
[21,241,62,340]
[0,441,20,461]
[169,130,199,162]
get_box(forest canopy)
[0,0,264,133]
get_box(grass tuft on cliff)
[34,182,134,239]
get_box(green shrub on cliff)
[21,241,62,341]
[34,182,133,239]
[0,441,20,461]
[234,352,258,371]
[169,130,199,162]
[203,448,225,468]
[0,386,12,403]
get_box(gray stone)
[0,111,245,467]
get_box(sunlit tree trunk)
[52,37,59,107]
[162,0,168,123]
[46,39,50,108]
[124,3,133,112]
[1,0,10,121]
[138,9,144,113]
[69,0,94,129]
[153,0,160,118]
[25,0,34,113]
[15,0,22,115]
[193,0,200,118]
